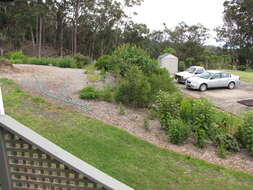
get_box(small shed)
[158,53,178,76]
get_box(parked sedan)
[185,71,240,91]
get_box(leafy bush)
[238,112,253,155]
[79,86,99,99]
[143,118,150,130]
[95,55,115,71]
[79,85,115,102]
[214,111,241,135]
[7,51,27,64]
[111,44,158,75]
[215,132,240,153]
[155,91,183,128]
[167,119,190,144]
[115,66,151,108]
[73,54,92,68]
[8,51,27,60]
[26,57,77,68]
[180,98,194,123]
[98,85,115,102]
[192,99,215,133]
[195,128,207,148]
[58,57,77,68]
[178,61,186,71]
[147,68,177,100]
[118,102,125,115]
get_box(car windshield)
[198,72,212,79]
[186,67,196,74]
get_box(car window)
[195,69,204,74]
[186,67,196,74]
[221,72,231,78]
[199,72,212,79]
[213,73,221,79]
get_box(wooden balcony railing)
[0,115,134,190]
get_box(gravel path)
[1,64,253,175]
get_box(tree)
[216,0,253,68]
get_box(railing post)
[0,87,5,116]
[0,129,12,190]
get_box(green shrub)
[115,66,151,108]
[118,102,125,115]
[8,51,27,60]
[148,68,177,100]
[238,112,253,155]
[195,128,207,148]
[58,57,77,68]
[7,51,27,64]
[9,59,23,64]
[97,85,115,102]
[192,99,215,133]
[215,132,240,153]
[27,57,47,65]
[74,54,92,68]
[178,61,186,71]
[95,55,115,71]
[214,111,241,135]
[143,118,150,130]
[217,141,227,158]
[112,44,158,75]
[155,91,183,128]
[167,119,190,144]
[180,98,194,123]
[79,86,99,100]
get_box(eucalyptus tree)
[216,0,253,68]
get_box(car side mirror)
[210,77,215,80]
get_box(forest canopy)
[0,0,252,69]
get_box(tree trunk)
[38,16,42,58]
[59,26,64,56]
[30,26,35,55]
[73,0,80,55]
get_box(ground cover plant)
[6,51,92,69]
[154,91,250,157]
[2,78,253,190]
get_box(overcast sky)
[128,0,225,45]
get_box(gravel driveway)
[178,81,253,116]
[1,64,253,175]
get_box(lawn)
[1,78,253,190]
[226,70,253,83]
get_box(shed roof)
[158,53,178,60]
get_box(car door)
[208,73,222,88]
[220,72,231,87]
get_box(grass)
[226,70,253,83]
[1,78,253,190]
[87,73,101,82]
[84,64,102,82]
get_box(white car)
[175,66,205,83]
[185,70,240,91]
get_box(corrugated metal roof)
[0,115,134,190]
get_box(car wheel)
[228,82,235,89]
[199,84,207,92]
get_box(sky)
[128,0,225,45]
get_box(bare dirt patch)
[1,64,253,175]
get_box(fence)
[0,115,134,190]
